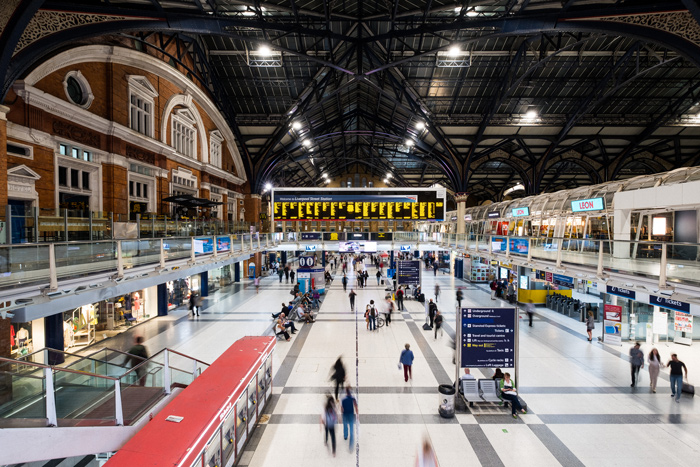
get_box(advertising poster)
[603,304,622,346]
[460,307,517,368]
[194,237,214,255]
[674,311,694,333]
[491,237,506,252]
[216,237,231,252]
[545,271,553,283]
[508,238,529,255]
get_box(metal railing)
[0,233,283,291]
[0,348,209,428]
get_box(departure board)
[272,189,445,221]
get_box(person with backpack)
[396,287,404,311]
[367,300,377,331]
[428,299,437,328]
[321,396,338,456]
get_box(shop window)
[58,167,68,186]
[82,171,90,190]
[128,76,158,138]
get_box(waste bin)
[438,384,455,418]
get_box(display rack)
[470,262,490,283]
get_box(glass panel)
[222,406,236,464]
[53,371,116,425]
[119,361,165,424]
[0,244,51,290]
[54,242,117,281]
[0,361,46,427]
[204,430,221,467]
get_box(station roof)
[5,1,700,201]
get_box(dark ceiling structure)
[4,0,700,203]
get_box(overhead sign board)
[552,274,574,288]
[298,256,316,268]
[371,232,393,241]
[399,245,412,252]
[301,232,322,240]
[305,245,317,251]
[460,307,517,368]
[607,285,636,300]
[397,260,421,286]
[650,295,690,313]
[272,188,445,221]
[487,211,500,219]
[571,197,605,212]
[511,207,529,217]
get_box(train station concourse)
[1,1,700,466]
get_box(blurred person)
[125,336,149,386]
[629,342,644,387]
[416,438,438,467]
[341,386,358,450]
[330,357,346,401]
[434,309,443,340]
[321,396,338,456]
[667,353,688,403]
[648,348,664,393]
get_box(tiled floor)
[94,262,700,466]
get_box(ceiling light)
[326,179,331,184]
[466,10,478,17]
[383,178,389,184]
[455,6,461,13]
[322,173,328,178]
[265,183,272,190]
[258,45,272,56]
[415,121,425,130]
[524,109,538,120]
[448,46,460,56]
[302,139,312,147]
[386,173,392,179]
[405,139,415,147]
[292,121,302,130]
[242,10,255,16]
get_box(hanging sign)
[298,256,316,267]
[571,197,605,212]
[552,274,574,288]
[511,207,529,217]
[607,285,636,300]
[650,295,690,313]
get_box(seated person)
[312,289,321,309]
[287,301,294,313]
[279,313,298,334]
[292,293,302,305]
[460,368,476,381]
[275,318,290,341]
[296,304,314,323]
[272,302,288,319]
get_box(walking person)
[330,357,346,401]
[254,275,260,294]
[278,268,284,283]
[400,343,414,383]
[384,297,394,326]
[500,372,527,418]
[490,280,497,300]
[525,299,535,327]
[376,269,381,286]
[434,309,443,340]
[341,386,358,450]
[290,268,296,284]
[434,284,440,303]
[586,310,595,342]
[342,274,348,292]
[428,299,437,328]
[284,265,290,283]
[416,438,439,467]
[349,289,356,311]
[367,300,377,331]
[629,342,644,387]
[125,336,149,386]
[396,287,404,311]
[667,353,688,403]
[506,281,515,304]
[321,396,338,456]
[433,261,438,276]
[456,288,463,310]
[648,348,664,393]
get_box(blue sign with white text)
[552,274,574,288]
[650,295,690,313]
[512,207,529,217]
[607,285,636,300]
[461,308,517,368]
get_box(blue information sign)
[650,295,690,313]
[397,260,421,286]
[552,274,574,288]
[461,308,517,368]
[571,197,605,212]
[509,238,529,255]
[512,207,529,217]
[606,285,636,300]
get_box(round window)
[66,76,84,105]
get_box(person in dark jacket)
[434,310,443,340]
[330,357,346,400]
[125,336,149,386]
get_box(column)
[234,262,241,283]
[201,271,209,297]
[157,283,168,316]
[390,250,395,269]
[45,314,65,365]
[0,106,9,227]
[614,208,632,259]
[321,250,326,267]
[280,251,287,265]
[454,193,470,235]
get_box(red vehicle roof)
[106,336,275,467]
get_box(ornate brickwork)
[52,119,101,148]
[125,144,156,165]
[591,12,700,49]
[14,10,131,55]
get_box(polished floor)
[93,262,700,467]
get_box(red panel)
[106,336,275,467]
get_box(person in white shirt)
[459,368,476,381]
[297,304,314,323]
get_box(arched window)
[171,109,197,158]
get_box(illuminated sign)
[272,188,445,221]
[487,211,500,219]
[512,207,529,217]
[571,197,605,212]
[465,214,472,221]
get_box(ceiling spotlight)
[265,182,272,190]
[383,178,389,184]
[322,173,328,178]
[466,9,478,17]
[258,45,272,56]
[242,10,255,16]
[405,139,415,147]
[524,109,538,120]
[386,173,392,179]
[292,121,302,130]
[325,179,331,184]
[448,46,460,56]
[302,139,312,147]
[415,121,425,130]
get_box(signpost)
[603,304,622,346]
[397,260,421,286]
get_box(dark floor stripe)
[538,413,700,424]
[528,424,585,466]
[267,414,457,424]
[405,320,452,384]
[461,425,505,467]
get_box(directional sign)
[299,256,316,268]
[397,260,421,286]
[461,308,517,368]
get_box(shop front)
[208,265,233,292]
[519,268,573,304]
[9,319,45,358]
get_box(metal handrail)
[0,355,119,380]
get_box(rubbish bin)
[438,384,455,418]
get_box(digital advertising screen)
[339,241,376,252]
[272,188,445,221]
